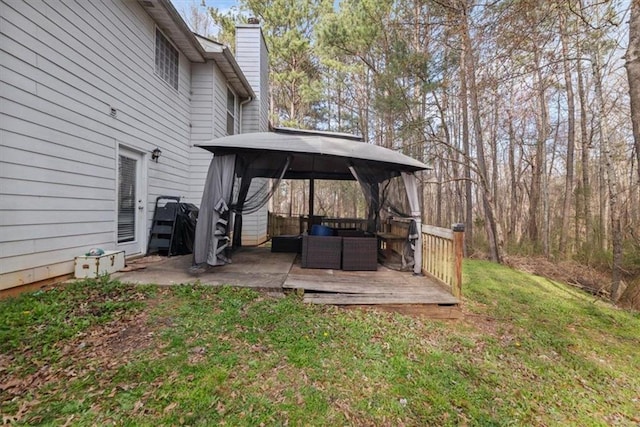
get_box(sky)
[170,0,241,37]
[170,0,239,14]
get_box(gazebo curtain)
[194,154,290,266]
[348,164,423,275]
[401,172,423,275]
[348,166,379,233]
[194,154,236,266]
[230,154,291,248]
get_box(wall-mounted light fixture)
[151,148,162,163]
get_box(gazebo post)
[309,178,315,219]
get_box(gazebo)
[193,129,430,274]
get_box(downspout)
[238,96,253,134]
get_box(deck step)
[284,278,440,295]
[303,292,458,305]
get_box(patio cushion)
[301,235,342,269]
[342,237,378,271]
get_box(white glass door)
[117,147,146,256]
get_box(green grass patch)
[1,263,638,426]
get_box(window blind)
[118,155,137,243]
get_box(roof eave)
[137,0,206,63]
[194,34,255,100]
[206,52,255,100]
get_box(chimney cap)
[247,17,260,24]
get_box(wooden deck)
[284,261,460,317]
[113,247,462,318]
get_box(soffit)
[137,0,205,62]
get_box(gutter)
[221,46,255,100]
[198,46,255,101]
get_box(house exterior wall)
[0,0,250,290]
[235,24,270,246]
[187,62,215,206]
[186,62,235,206]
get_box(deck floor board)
[284,262,459,305]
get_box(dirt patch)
[0,307,159,406]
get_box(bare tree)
[626,0,640,185]
[559,9,577,258]
[459,0,503,263]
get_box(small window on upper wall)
[155,28,178,90]
[226,88,236,135]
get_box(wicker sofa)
[342,236,378,271]
[301,234,378,271]
[301,235,342,269]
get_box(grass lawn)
[1,260,639,426]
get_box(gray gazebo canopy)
[194,130,430,274]
[195,130,428,182]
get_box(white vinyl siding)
[235,25,269,133]
[235,25,270,245]
[187,62,215,205]
[240,180,269,246]
[259,33,269,132]
[187,62,233,206]
[0,0,192,288]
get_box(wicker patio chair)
[301,235,342,269]
[341,237,378,271]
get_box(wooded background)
[182,0,640,298]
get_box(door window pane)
[118,155,136,243]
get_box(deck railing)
[420,224,464,298]
[267,212,301,236]
[385,219,463,298]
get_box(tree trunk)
[508,109,517,242]
[436,158,443,226]
[460,39,474,256]
[491,83,500,222]
[576,55,592,254]
[626,0,640,185]
[559,11,576,258]
[593,40,623,302]
[461,2,502,263]
[530,48,548,255]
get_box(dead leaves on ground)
[1,302,159,424]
